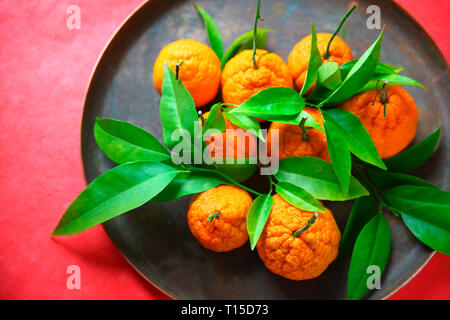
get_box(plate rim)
[79,0,447,300]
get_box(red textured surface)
[0,0,448,300]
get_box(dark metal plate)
[81,0,449,299]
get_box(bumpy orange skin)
[153,39,221,107]
[266,107,330,161]
[201,112,257,159]
[339,86,418,159]
[221,49,293,106]
[288,33,353,90]
[256,194,341,280]
[187,185,253,252]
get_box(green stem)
[299,116,309,141]
[207,211,221,223]
[307,102,321,108]
[187,166,263,196]
[220,102,240,108]
[372,80,389,117]
[252,0,262,69]
[268,174,274,193]
[293,212,319,237]
[378,202,384,215]
[353,161,399,217]
[198,110,206,125]
[324,5,356,59]
[353,162,381,198]
[175,60,184,80]
[260,164,275,194]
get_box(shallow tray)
[81,0,449,299]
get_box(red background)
[0,0,448,300]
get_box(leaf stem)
[220,102,240,108]
[299,116,310,141]
[293,212,319,237]
[353,161,399,216]
[207,211,221,222]
[198,110,206,125]
[268,174,274,193]
[252,0,262,69]
[175,60,184,80]
[372,80,389,117]
[324,5,356,59]
[187,165,263,196]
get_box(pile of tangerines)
[152,25,417,280]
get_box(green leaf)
[274,157,368,201]
[275,181,326,213]
[354,74,426,96]
[247,194,274,250]
[340,60,403,79]
[213,158,258,183]
[376,73,425,88]
[94,118,170,165]
[339,195,377,256]
[366,167,439,190]
[379,63,404,74]
[317,62,342,90]
[323,109,386,170]
[193,3,224,59]
[257,109,323,131]
[51,162,179,236]
[223,109,264,141]
[202,103,226,135]
[240,112,300,124]
[300,24,322,95]
[221,28,274,68]
[160,64,200,153]
[375,74,425,88]
[324,118,351,193]
[327,74,425,104]
[151,170,225,202]
[230,87,305,116]
[381,64,404,74]
[347,214,391,300]
[384,127,440,172]
[383,185,450,254]
[321,27,384,106]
